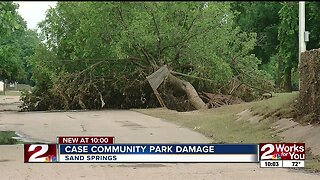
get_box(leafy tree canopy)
[0,2,32,82]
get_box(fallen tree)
[21,2,274,111]
[167,73,207,109]
[146,65,207,110]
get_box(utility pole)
[298,1,306,90]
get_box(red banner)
[58,136,115,144]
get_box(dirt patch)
[0,159,12,162]
[272,118,299,133]
[236,109,263,124]
[278,123,320,156]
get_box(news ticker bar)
[58,144,258,163]
[23,136,305,167]
[59,144,257,154]
[24,144,258,163]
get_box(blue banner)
[59,144,257,154]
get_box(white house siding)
[0,81,4,92]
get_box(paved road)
[0,97,319,179]
[0,96,20,111]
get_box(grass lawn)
[136,92,320,173]
[137,103,280,143]
[250,92,298,117]
[0,131,18,144]
[137,93,299,144]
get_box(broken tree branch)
[170,70,216,83]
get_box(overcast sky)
[14,1,57,29]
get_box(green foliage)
[0,41,25,82]
[17,30,41,85]
[232,2,320,91]
[0,2,37,83]
[0,28,40,83]
[24,2,273,110]
[231,2,282,66]
[278,2,298,67]
[232,2,305,91]
[0,131,18,145]
[276,2,320,91]
[28,44,57,93]
[0,2,23,37]
[307,2,320,49]
[277,2,299,91]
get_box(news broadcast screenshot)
[0,1,320,180]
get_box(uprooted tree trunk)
[166,73,208,110]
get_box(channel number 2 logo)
[260,144,276,160]
[27,144,57,162]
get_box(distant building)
[0,81,4,93]
[6,82,18,90]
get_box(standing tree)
[0,2,28,82]
[277,2,298,92]
[231,2,282,67]
[16,29,41,85]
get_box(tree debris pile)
[158,82,196,112]
[199,92,243,108]
[19,68,268,112]
[219,78,262,102]
[20,69,160,111]
[298,49,320,122]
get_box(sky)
[14,1,57,29]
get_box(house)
[0,81,18,94]
[0,81,4,93]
